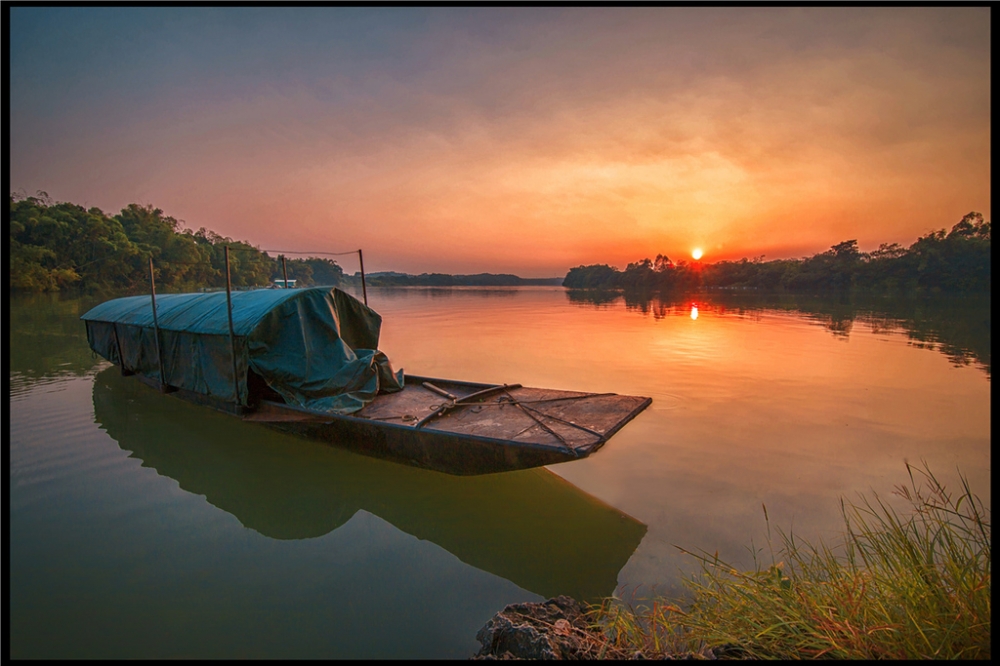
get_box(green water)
[9,287,990,658]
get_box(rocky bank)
[473,596,747,660]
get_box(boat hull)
[257,416,590,475]
[134,372,651,475]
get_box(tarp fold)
[82,287,403,413]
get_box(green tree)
[563,264,620,289]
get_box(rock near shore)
[473,596,744,660]
[474,596,594,660]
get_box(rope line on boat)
[397,386,611,455]
[420,392,617,411]
[494,395,605,446]
[465,393,618,405]
[516,402,606,439]
[413,383,522,429]
[500,390,579,457]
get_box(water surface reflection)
[9,287,990,657]
[8,293,107,395]
[93,367,646,602]
[566,289,990,376]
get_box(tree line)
[8,193,343,293]
[563,212,990,293]
[360,272,563,287]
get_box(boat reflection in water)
[93,366,647,602]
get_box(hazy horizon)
[9,7,991,278]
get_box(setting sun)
[692,249,703,260]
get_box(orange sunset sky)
[9,7,991,277]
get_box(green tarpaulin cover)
[81,287,404,414]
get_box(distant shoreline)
[344,272,564,287]
[9,194,988,296]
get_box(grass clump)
[588,462,990,659]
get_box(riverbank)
[473,596,746,660]
[474,463,990,660]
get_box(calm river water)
[9,286,990,658]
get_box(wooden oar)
[422,382,458,401]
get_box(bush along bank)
[8,193,344,293]
[563,212,990,295]
[474,462,989,659]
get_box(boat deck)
[358,378,648,455]
[244,375,651,459]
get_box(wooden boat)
[248,375,649,475]
[82,285,651,475]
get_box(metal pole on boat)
[225,246,241,407]
[281,255,289,288]
[358,248,368,306]
[148,255,169,392]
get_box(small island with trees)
[563,212,990,295]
